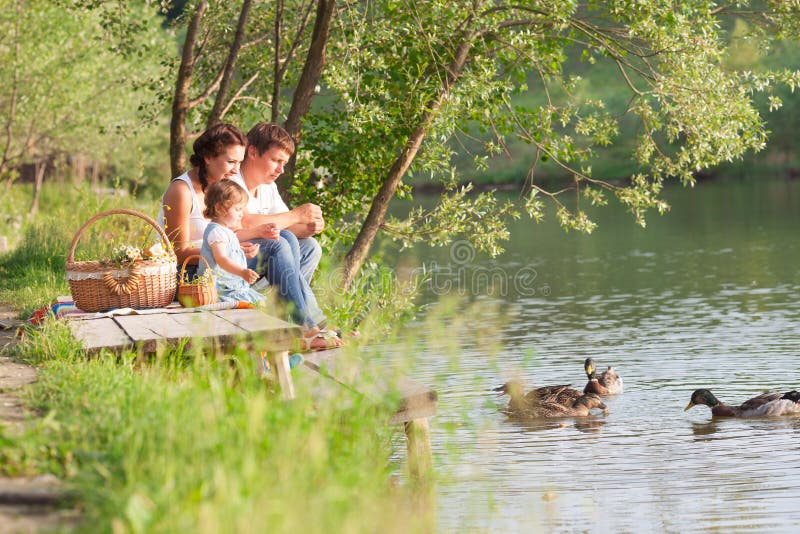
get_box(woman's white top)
[157,172,208,249]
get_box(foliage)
[0,0,173,193]
[318,259,424,335]
[293,0,800,247]
[5,0,800,282]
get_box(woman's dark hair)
[189,123,246,191]
[203,179,248,220]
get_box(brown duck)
[494,380,607,418]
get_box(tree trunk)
[1,0,22,180]
[281,0,336,194]
[340,36,475,290]
[207,0,253,127]
[271,0,284,123]
[72,154,86,185]
[29,161,46,216]
[90,160,100,192]
[170,0,207,178]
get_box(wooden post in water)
[404,418,432,481]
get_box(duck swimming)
[494,380,607,418]
[684,388,800,417]
[523,394,608,419]
[583,358,624,395]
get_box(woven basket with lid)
[65,209,177,312]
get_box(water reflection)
[501,415,608,435]
[691,420,724,438]
[386,178,800,532]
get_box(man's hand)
[240,242,260,259]
[306,219,324,234]
[293,203,323,225]
[290,203,324,236]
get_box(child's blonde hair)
[203,179,248,220]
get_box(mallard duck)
[494,381,607,418]
[494,381,581,410]
[685,388,800,417]
[525,394,607,418]
[583,358,624,395]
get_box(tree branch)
[282,0,337,191]
[220,72,260,120]
[208,0,254,127]
[272,0,284,123]
[170,0,208,177]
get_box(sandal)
[319,327,360,339]
[299,328,345,352]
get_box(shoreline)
[409,166,800,195]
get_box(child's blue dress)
[199,222,265,304]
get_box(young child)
[199,180,278,304]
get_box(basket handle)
[103,262,142,295]
[67,208,175,263]
[180,254,212,282]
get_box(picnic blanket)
[27,296,254,326]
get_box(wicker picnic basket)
[177,255,218,308]
[66,209,177,312]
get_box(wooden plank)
[66,309,301,355]
[167,310,247,337]
[114,314,195,340]
[65,317,133,353]
[211,308,300,350]
[109,315,173,353]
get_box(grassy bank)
[3,325,426,533]
[0,184,430,533]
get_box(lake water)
[383,177,800,532]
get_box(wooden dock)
[64,307,437,479]
[65,308,299,355]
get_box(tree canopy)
[3,0,800,288]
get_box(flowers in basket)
[106,242,174,268]
[182,267,214,287]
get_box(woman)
[157,123,251,279]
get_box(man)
[234,122,324,282]
[233,123,340,349]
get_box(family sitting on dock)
[158,122,344,351]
